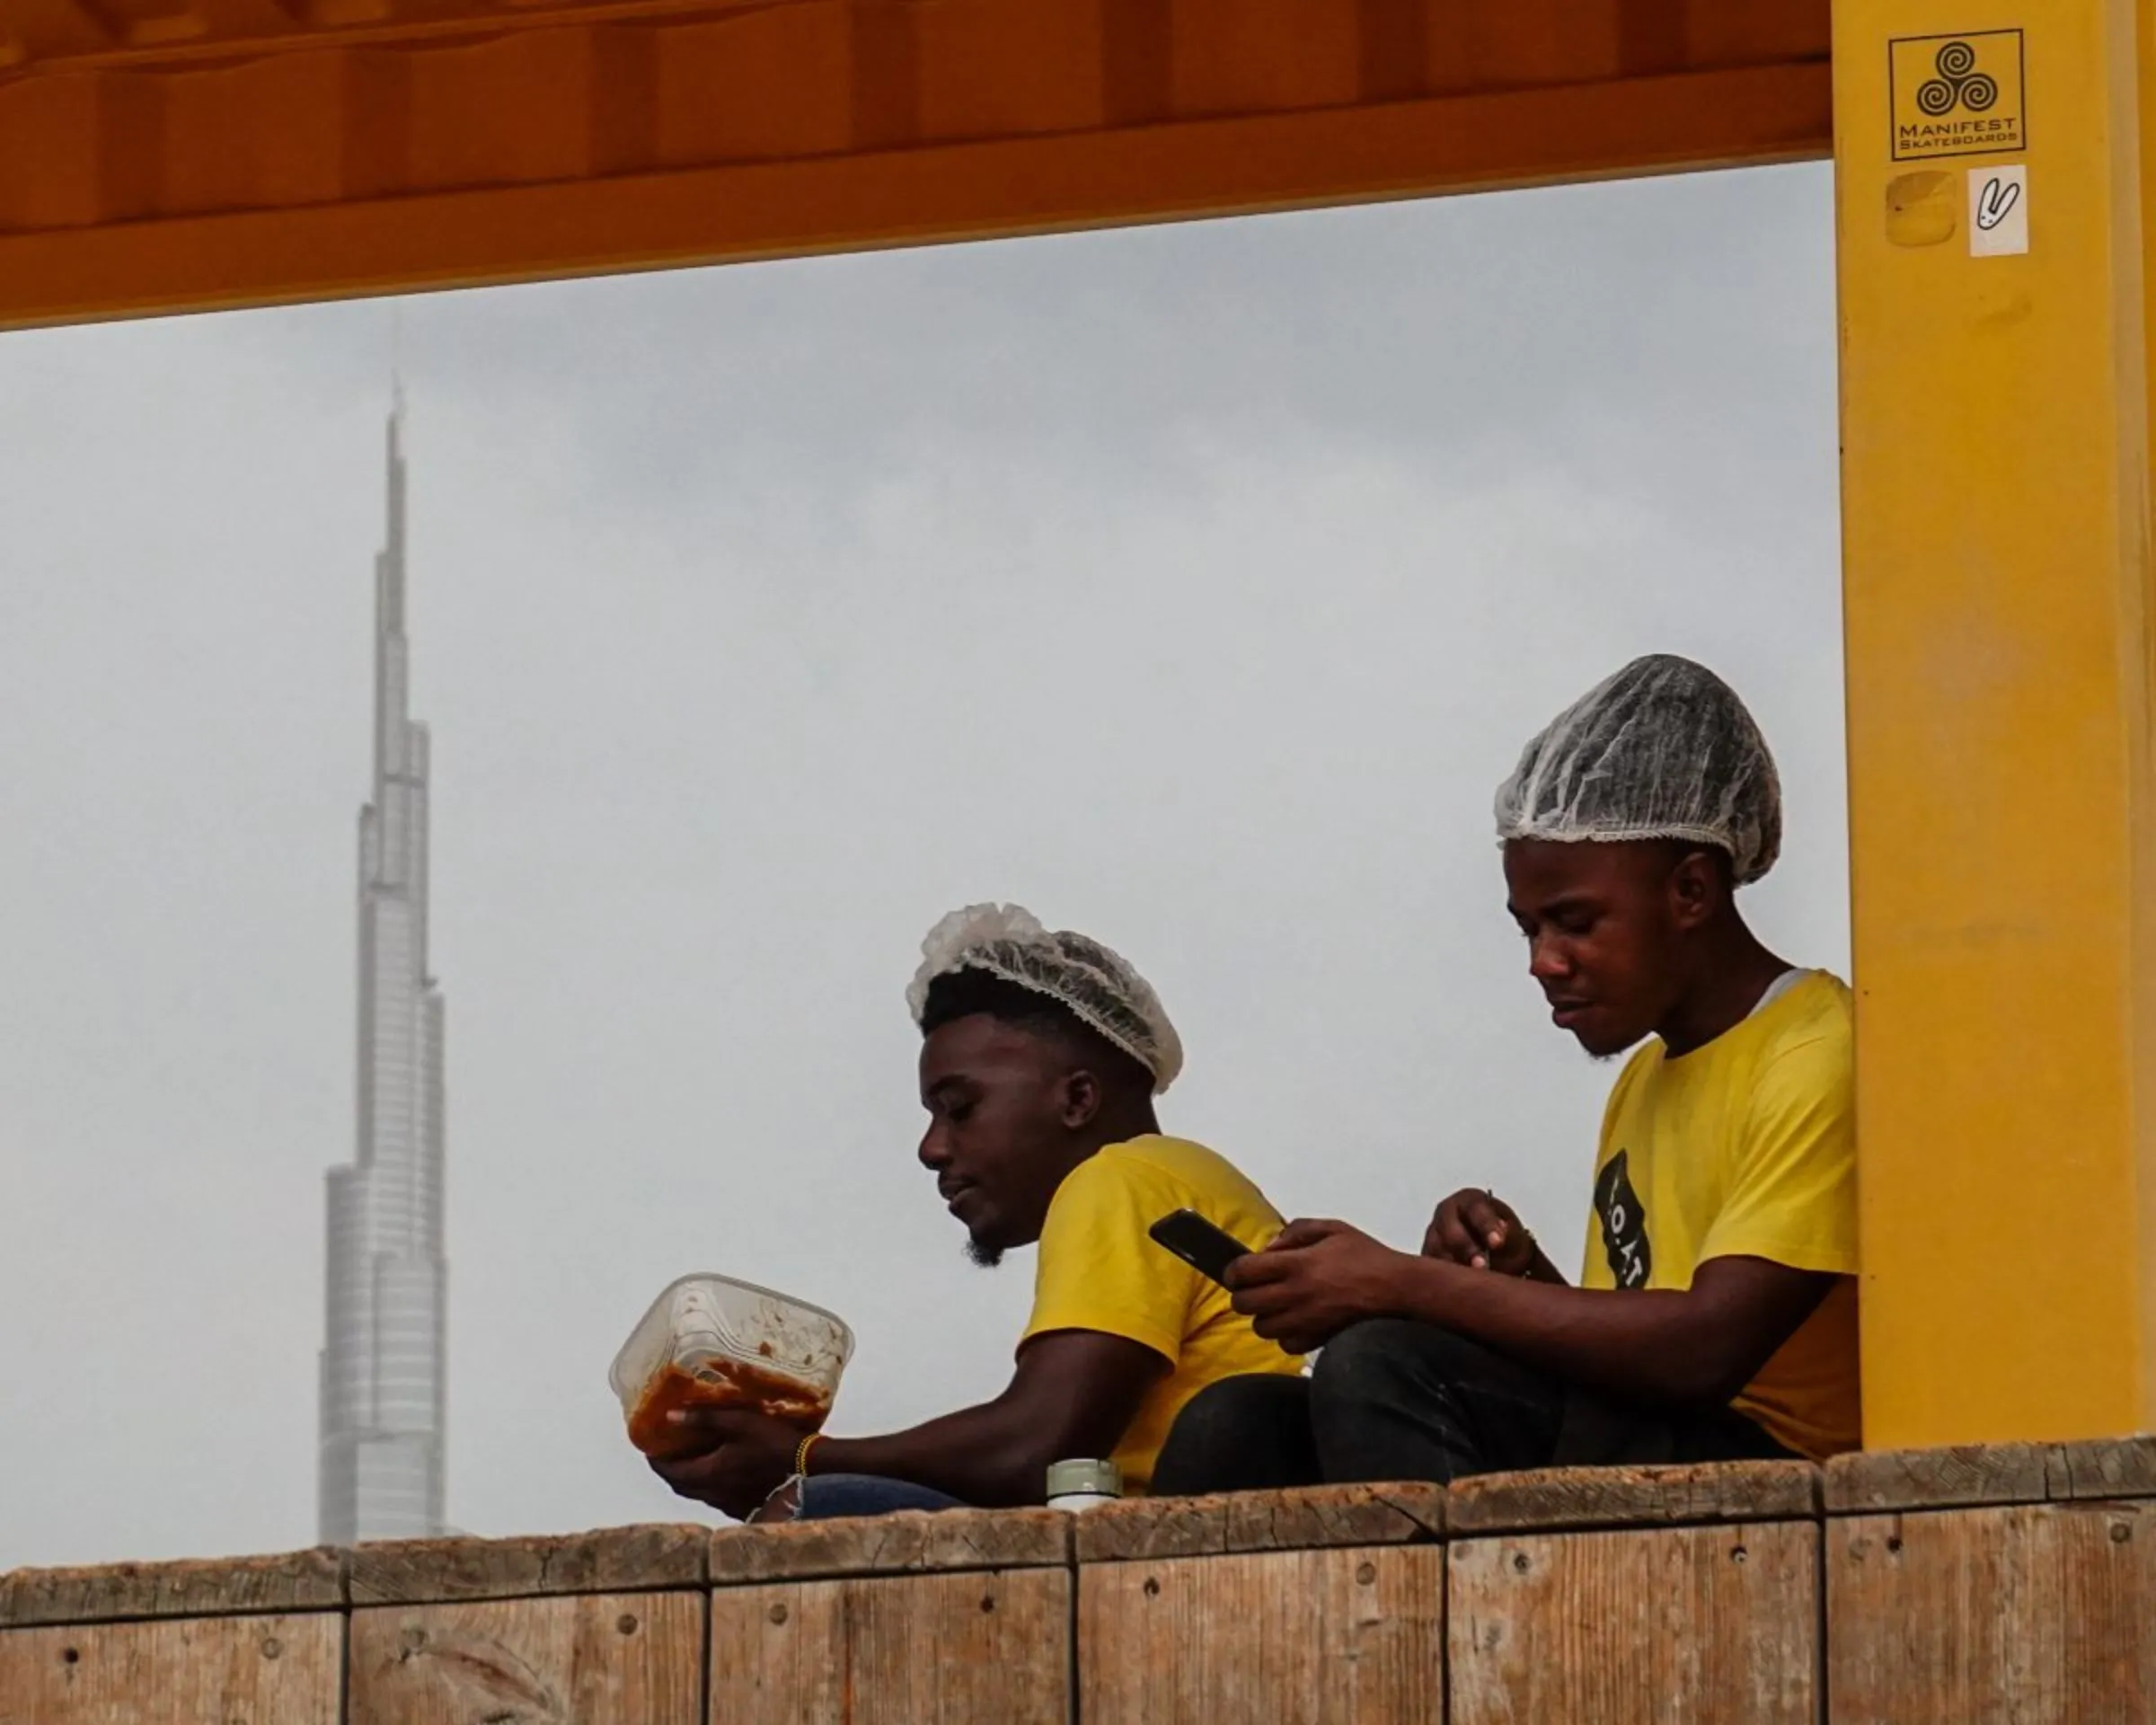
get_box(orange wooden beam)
[0,0,1828,327]
[0,59,1829,327]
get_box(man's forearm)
[801,1331,1162,1507]
[1381,1258,1747,1407]
[810,1402,1069,1508]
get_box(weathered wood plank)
[1825,1444,2051,1514]
[1827,1438,2156,1515]
[1828,1502,2156,1722]
[1077,1482,1444,1563]
[711,1568,1070,1722]
[349,1589,702,1725]
[2046,1435,2156,1502]
[347,1525,706,1606]
[1449,1521,1816,1723]
[0,1612,340,1723]
[0,1548,343,1627]
[1079,1547,1443,1723]
[1447,1460,1818,1535]
[708,1506,1069,1584]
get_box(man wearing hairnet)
[1155,655,1859,1490]
[652,904,1303,1520]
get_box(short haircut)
[919,968,1156,1096]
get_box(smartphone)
[1148,1208,1250,1287]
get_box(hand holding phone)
[1147,1208,1250,1287]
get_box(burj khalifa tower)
[318,396,449,1543]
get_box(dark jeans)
[1152,1318,1794,1495]
[792,1474,968,1519]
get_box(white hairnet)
[1494,654,1782,885]
[906,902,1185,1094]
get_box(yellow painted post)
[1834,0,2156,1444]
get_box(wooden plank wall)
[0,1548,345,1725]
[1448,1461,1821,1724]
[707,1507,1074,1721]
[1825,1438,2156,1724]
[1074,1482,1445,1721]
[4,1441,2155,1723]
[345,1526,709,1725]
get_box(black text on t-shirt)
[1595,1150,1652,1289]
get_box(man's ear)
[1668,848,1727,932]
[1060,1069,1103,1130]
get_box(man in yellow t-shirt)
[1155,656,1859,1494]
[1022,1132,1308,1487]
[1574,967,1858,1459]
[650,903,1302,1521]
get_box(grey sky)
[0,160,1843,1568]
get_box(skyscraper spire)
[319,389,449,1544]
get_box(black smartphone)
[1148,1208,1250,1287]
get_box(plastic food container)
[610,1274,854,1460]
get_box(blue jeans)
[793,1473,968,1519]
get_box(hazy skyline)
[318,401,450,1544]
[0,159,1845,1568]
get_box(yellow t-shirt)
[1579,970,1861,1460]
[1021,1135,1304,1491]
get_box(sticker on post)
[1890,31,2026,161]
[1968,166,2027,256]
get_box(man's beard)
[965,1234,1004,1269]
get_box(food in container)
[610,1273,854,1460]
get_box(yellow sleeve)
[1698,1033,1860,1276]
[1021,1152,1197,1367]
